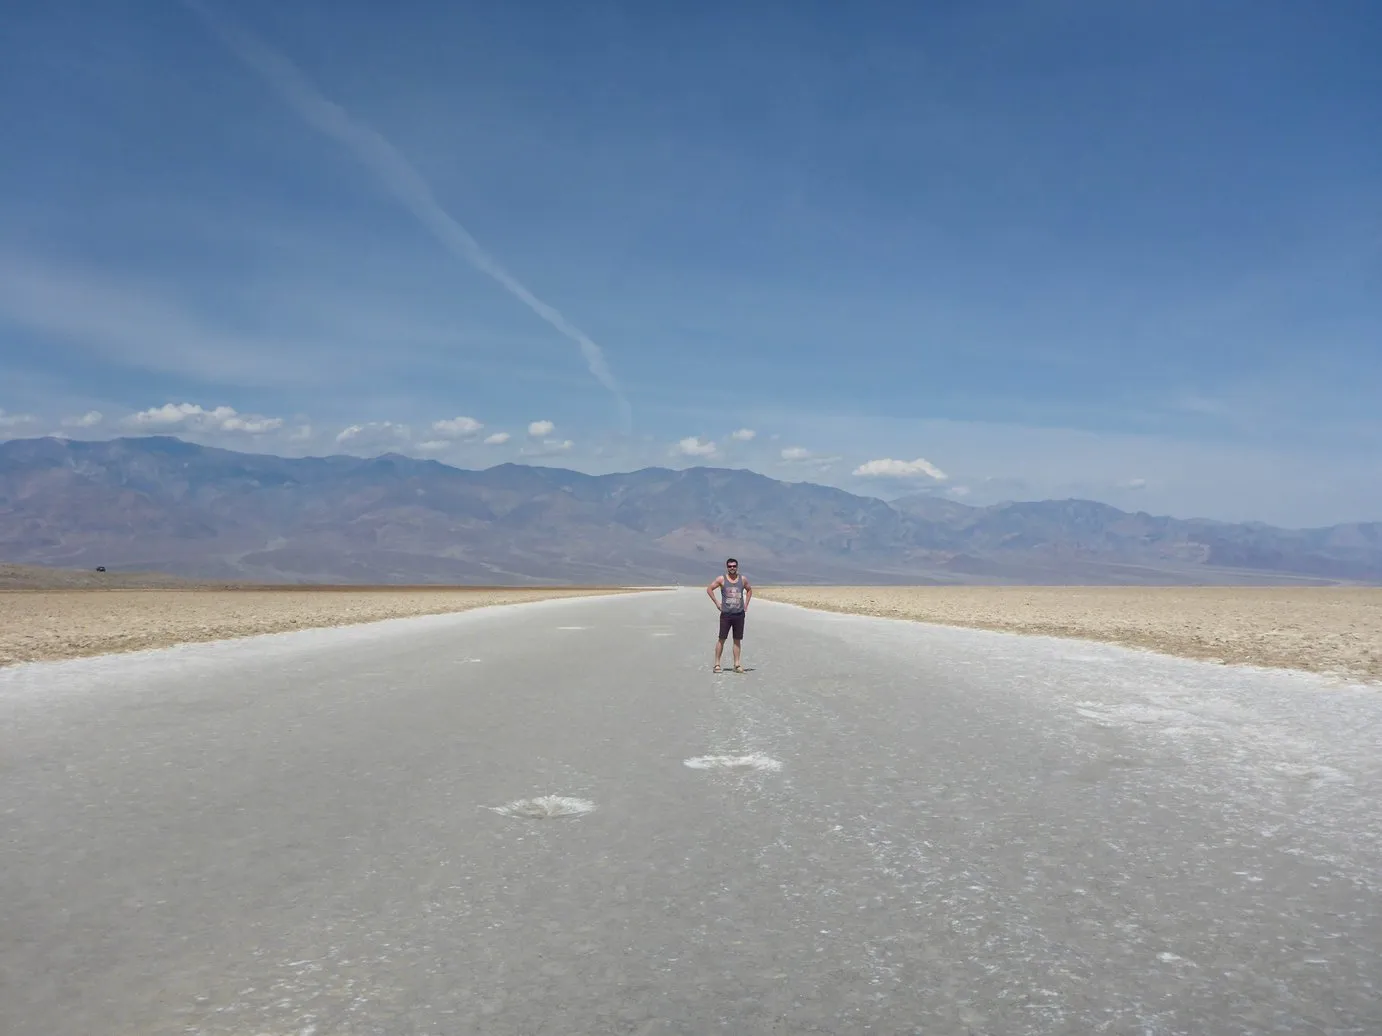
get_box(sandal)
[713,664,722,673]
[734,665,744,673]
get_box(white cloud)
[676,436,718,458]
[852,457,949,480]
[730,428,756,441]
[528,420,555,437]
[124,402,284,435]
[221,413,285,434]
[127,403,216,428]
[777,445,840,472]
[416,440,449,452]
[61,410,103,428]
[289,424,313,441]
[947,485,972,498]
[0,409,36,428]
[521,438,574,457]
[335,420,409,445]
[1118,477,1148,490]
[484,431,511,445]
[431,415,483,437]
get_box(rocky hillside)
[1,435,1378,585]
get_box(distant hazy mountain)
[2,435,1379,585]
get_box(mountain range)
[2,435,1379,585]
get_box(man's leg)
[714,612,729,669]
[731,612,745,668]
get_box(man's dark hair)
[726,557,738,565]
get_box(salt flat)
[3,588,1379,1033]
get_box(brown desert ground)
[0,562,213,590]
[755,585,1382,685]
[0,563,644,667]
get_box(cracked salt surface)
[778,600,1382,895]
[179,949,408,1036]
[0,591,614,709]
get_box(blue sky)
[2,0,1379,526]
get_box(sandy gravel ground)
[0,588,638,668]
[756,585,1382,684]
[0,563,207,590]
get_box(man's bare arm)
[705,576,723,607]
[743,580,752,608]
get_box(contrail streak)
[182,0,632,432]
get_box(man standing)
[706,557,751,672]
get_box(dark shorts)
[718,609,745,641]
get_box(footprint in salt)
[683,754,783,773]
[487,795,596,819]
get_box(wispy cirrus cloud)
[181,0,633,433]
[0,253,323,387]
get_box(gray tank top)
[720,575,746,613]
